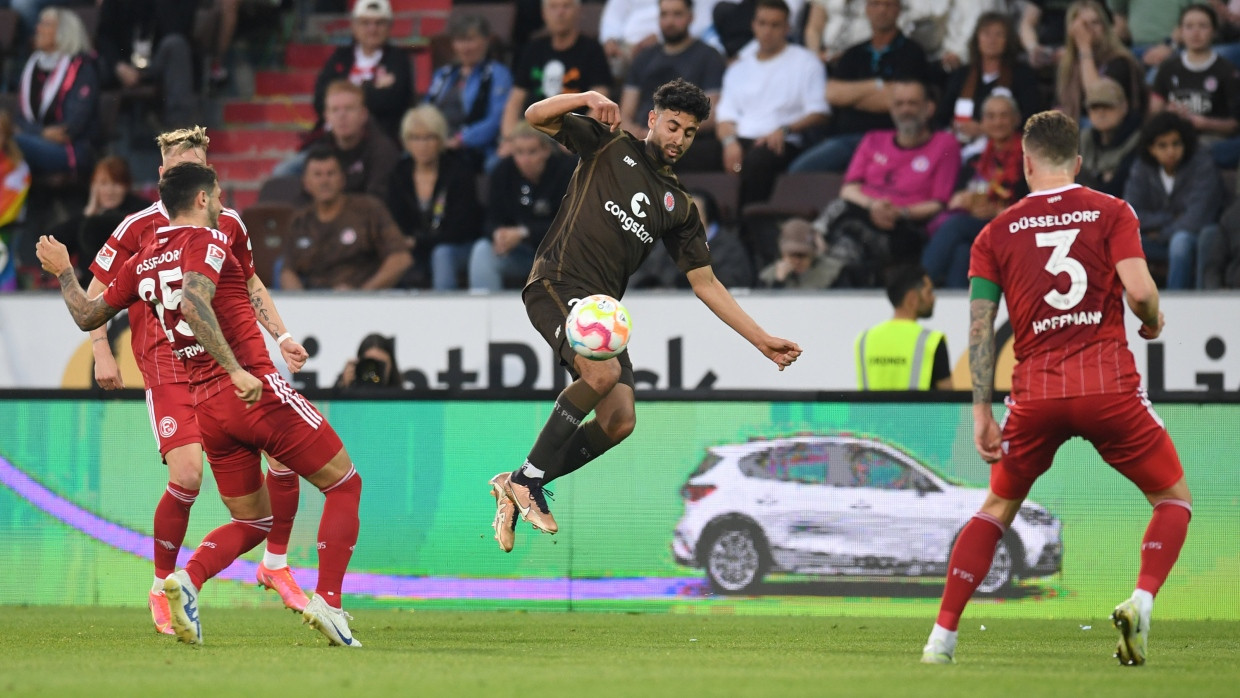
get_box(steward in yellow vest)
[855,265,952,390]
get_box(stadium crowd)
[5,0,1240,292]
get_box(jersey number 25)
[138,267,194,343]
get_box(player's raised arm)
[525,90,620,136]
[36,236,123,331]
[1115,257,1164,339]
[182,271,262,405]
[244,274,308,372]
[685,265,801,370]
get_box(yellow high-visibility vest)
[854,319,945,390]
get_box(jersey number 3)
[1035,228,1086,310]
[138,267,194,343]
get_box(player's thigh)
[523,280,636,390]
[1077,390,1185,494]
[245,372,348,483]
[264,454,291,472]
[196,390,269,499]
[219,485,271,521]
[990,399,1071,500]
[145,383,203,459]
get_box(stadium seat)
[740,172,842,269]
[242,203,296,287]
[257,175,307,206]
[0,9,19,57]
[679,171,740,225]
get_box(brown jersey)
[526,114,712,298]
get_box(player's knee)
[580,360,621,394]
[167,462,203,491]
[603,408,635,442]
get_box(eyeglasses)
[1087,102,1118,110]
[785,251,812,260]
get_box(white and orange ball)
[565,294,632,360]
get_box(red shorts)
[991,388,1184,500]
[145,383,201,456]
[196,372,345,498]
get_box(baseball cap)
[353,0,392,20]
[1085,77,1125,109]
[779,219,818,256]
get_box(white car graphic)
[672,435,1062,595]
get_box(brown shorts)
[522,278,634,389]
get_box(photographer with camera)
[335,333,404,389]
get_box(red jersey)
[102,225,275,402]
[89,201,254,388]
[969,183,1145,401]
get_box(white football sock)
[263,551,288,569]
[520,461,546,479]
[151,575,165,593]
[928,624,958,653]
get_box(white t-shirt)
[717,43,830,139]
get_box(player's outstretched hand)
[35,235,71,276]
[585,92,621,131]
[280,339,309,373]
[93,349,125,390]
[761,336,802,371]
[230,369,263,407]
[1139,311,1164,340]
[973,410,1003,463]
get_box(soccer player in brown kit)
[488,79,803,551]
[38,163,363,647]
[920,111,1191,666]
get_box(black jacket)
[386,153,483,258]
[96,0,195,88]
[313,43,414,143]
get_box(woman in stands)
[13,7,99,178]
[1056,0,1147,120]
[936,11,1041,151]
[423,13,514,174]
[47,156,149,284]
[0,110,30,291]
[386,105,483,290]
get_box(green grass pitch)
[1,608,1238,697]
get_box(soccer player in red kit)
[38,163,363,648]
[921,111,1190,667]
[84,127,310,631]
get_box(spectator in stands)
[902,0,1005,72]
[275,80,400,201]
[1125,111,1224,289]
[500,0,612,148]
[716,0,829,206]
[311,0,413,143]
[386,105,482,290]
[282,147,412,291]
[788,0,932,174]
[935,11,1041,152]
[854,263,951,391]
[619,0,727,171]
[46,156,147,284]
[803,0,871,65]
[758,217,842,289]
[1110,0,1193,70]
[96,0,197,129]
[1056,0,1147,119]
[335,333,404,389]
[468,121,574,292]
[1150,4,1240,147]
[631,187,754,288]
[826,77,960,286]
[922,94,1025,289]
[1019,0,1073,69]
[1204,176,1240,288]
[423,13,513,174]
[600,0,661,80]
[0,110,29,292]
[1078,76,1142,196]
[13,6,98,178]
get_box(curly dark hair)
[1138,110,1197,168]
[652,78,711,124]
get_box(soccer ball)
[565,294,632,360]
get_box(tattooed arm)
[968,295,1003,463]
[245,274,308,371]
[36,235,121,331]
[183,272,262,404]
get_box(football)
[565,294,632,360]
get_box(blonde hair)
[506,120,552,146]
[43,7,92,56]
[155,126,210,159]
[1056,0,1139,118]
[325,79,365,103]
[400,104,449,143]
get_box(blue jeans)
[788,132,864,173]
[15,132,70,175]
[1196,225,1226,290]
[272,150,308,179]
[468,238,535,291]
[921,213,986,289]
[431,241,474,290]
[1143,226,1216,290]
[1210,136,1240,169]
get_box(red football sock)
[315,467,361,609]
[935,513,1005,631]
[184,516,273,589]
[265,468,300,556]
[153,483,198,579]
[1137,500,1191,596]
